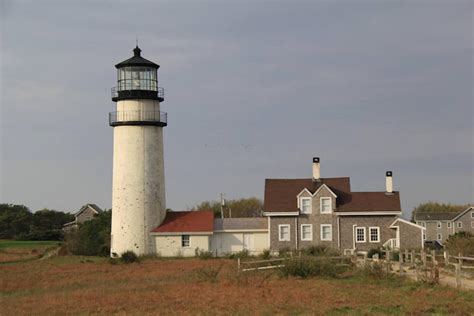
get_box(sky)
[0,0,472,218]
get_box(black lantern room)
[111,46,164,102]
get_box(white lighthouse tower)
[109,46,167,256]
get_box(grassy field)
[1,253,474,315]
[0,240,60,263]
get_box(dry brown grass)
[1,256,474,315]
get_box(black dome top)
[115,46,160,69]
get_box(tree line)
[0,204,74,240]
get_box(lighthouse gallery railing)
[109,110,167,127]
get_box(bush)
[260,249,271,260]
[445,232,474,256]
[120,251,139,264]
[367,248,385,259]
[278,247,292,258]
[63,211,111,256]
[195,248,214,259]
[302,245,340,257]
[280,257,346,279]
[229,249,250,259]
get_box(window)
[437,221,442,229]
[437,233,442,241]
[471,212,474,219]
[181,235,190,248]
[355,227,366,243]
[320,197,332,214]
[279,225,290,241]
[369,227,380,243]
[301,224,313,241]
[457,222,462,228]
[300,197,312,214]
[321,224,332,241]
[423,234,426,240]
[421,222,426,228]
[471,222,474,229]
[447,222,452,228]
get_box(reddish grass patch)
[1,257,473,315]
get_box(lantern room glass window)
[117,67,157,91]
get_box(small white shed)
[210,218,269,256]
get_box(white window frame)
[369,227,380,243]
[471,222,474,229]
[181,235,190,248]
[320,224,332,241]
[437,221,442,229]
[299,197,312,214]
[278,224,291,241]
[437,233,442,241]
[471,212,474,219]
[457,221,462,228]
[423,233,426,240]
[300,224,313,241]
[320,197,332,214]
[355,227,366,243]
[447,222,452,228]
[421,222,426,228]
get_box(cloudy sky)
[1,0,472,217]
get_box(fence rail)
[237,255,351,273]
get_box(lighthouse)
[109,46,167,256]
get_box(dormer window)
[300,197,312,214]
[320,197,332,214]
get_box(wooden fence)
[354,249,474,289]
[237,255,351,273]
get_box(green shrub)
[229,249,250,259]
[195,248,214,259]
[120,251,139,264]
[280,257,346,279]
[302,245,340,257]
[278,247,292,258]
[445,232,474,256]
[367,248,385,259]
[260,249,271,260]
[63,211,111,256]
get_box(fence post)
[237,258,240,272]
[410,250,415,267]
[399,252,404,276]
[404,250,409,264]
[444,251,449,267]
[363,252,368,265]
[422,250,427,268]
[455,263,461,289]
[458,253,463,268]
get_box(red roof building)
[151,210,214,233]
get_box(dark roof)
[214,218,267,231]
[336,192,401,212]
[151,211,214,233]
[263,178,351,212]
[115,46,160,69]
[414,212,460,221]
[75,204,102,217]
[263,178,401,213]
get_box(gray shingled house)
[63,204,103,229]
[263,158,425,254]
[415,206,474,245]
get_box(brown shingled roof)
[263,178,401,213]
[151,211,214,233]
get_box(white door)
[243,234,253,251]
